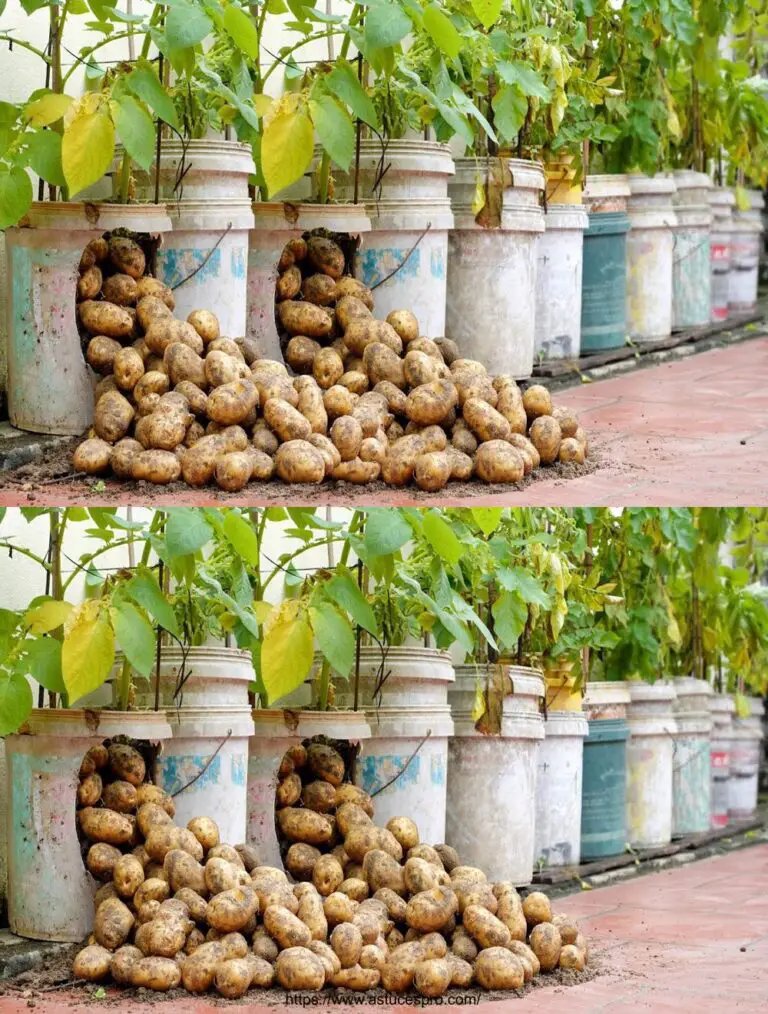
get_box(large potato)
[187,816,219,852]
[101,273,137,307]
[275,947,326,990]
[331,965,380,989]
[213,958,251,999]
[302,272,337,306]
[344,319,402,357]
[79,806,133,845]
[206,887,259,933]
[146,318,203,357]
[297,888,328,942]
[297,381,328,435]
[79,236,108,271]
[113,855,145,898]
[109,236,145,278]
[264,398,312,442]
[205,350,246,388]
[262,905,312,950]
[405,888,458,932]
[307,236,345,278]
[330,415,363,462]
[497,383,528,434]
[474,441,525,483]
[559,437,585,464]
[462,904,511,948]
[73,944,112,982]
[414,452,451,492]
[94,390,134,443]
[134,878,170,908]
[87,335,122,374]
[529,416,562,464]
[278,807,334,845]
[404,857,440,895]
[307,742,345,785]
[302,779,337,813]
[330,922,363,968]
[131,956,182,991]
[464,398,511,442]
[507,939,540,976]
[286,335,321,374]
[164,342,206,388]
[311,855,344,897]
[110,945,143,985]
[529,922,562,971]
[181,441,219,487]
[286,842,321,881]
[165,849,207,895]
[454,371,498,407]
[136,277,174,308]
[323,891,357,927]
[87,842,121,881]
[523,384,552,421]
[79,300,134,339]
[313,347,345,389]
[404,350,439,388]
[386,309,419,344]
[207,379,259,426]
[336,295,373,331]
[276,265,302,301]
[523,891,552,927]
[495,887,527,941]
[73,438,112,475]
[405,380,457,425]
[136,802,172,838]
[278,300,333,339]
[136,295,173,332]
[94,896,134,949]
[335,277,374,308]
[132,450,182,484]
[414,958,451,998]
[474,947,525,990]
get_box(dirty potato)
[278,300,333,339]
[132,450,182,485]
[529,416,562,465]
[307,236,345,279]
[386,309,419,344]
[79,300,134,339]
[73,438,112,475]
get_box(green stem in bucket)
[318,151,331,205]
[317,658,332,711]
[118,150,132,204]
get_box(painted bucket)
[729,194,762,312]
[728,695,763,818]
[625,174,678,342]
[707,187,735,321]
[5,709,172,941]
[580,205,630,352]
[332,646,454,846]
[534,204,589,360]
[672,677,713,836]
[447,665,544,884]
[580,681,631,860]
[625,680,677,848]
[247,203,371,361]
[672,171,712,330]
[327,140,455,338]
[708,694,735,828]
[544,157,582,205]
[5,202,171,435]
[129,140,255,339]
[544,664,583,712]
[247,710,370,869]
[534,711,589,867]
[447,158,545,379]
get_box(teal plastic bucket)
[580,211,630,352]
[580,717,629,860]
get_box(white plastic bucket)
[672,171,712,329]
[5,202,171,435]
[625,173,678,342]
[534,711,589,866]
[582,174,631,214]
[625,680,678,847]
[447,159,545,379]
[247,203,371,362]
[333,646,454,846]
[707,188,735,321]
[129,141,255,338]
[672,677,712,836]
[535,205,589,360]
[447,665,544,884]
[583,680,631,721]
[708,694,734,828]
[131,645,255,710]
[728,695,763,818]
[729,192,762,311]
[5,709,172,941]
[247,710,370,869]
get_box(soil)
[0,437,598,505]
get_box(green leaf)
[223,5,260,59]
[165,508,213,558]
[422,511,464,566]
[0,671,33,735]
[111,95,155,171]
[422,6,461,61]
[492,85,528,142]
[25,637,65,694]
[311,600,355,677]
[310,94,355,170]
[497,61,552,100]
[24,599,73,634]
[364,509,412,557]
[127,64,179,129]
[261,106,314,197]
[471,508,503,536]
[492,590,528,651]
[165,2,212,49]
[261,603,314,705]
[326,572,378,635]
[222,510,260,566]
[325,61,378,128]
[470,0,501,28]
[26,130,66,187]
[364,3,412,49]
[24,92,73,127]
[62,603,115,705]
[126,570,179,636]
[497,567,551,608]
[0,167,33,229]
[111,602,155,678]
[61,94,115,197]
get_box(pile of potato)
[72,737,588,998]
[71,229,589,491]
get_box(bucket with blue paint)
[672,171,712,330]
[580,681,631,860]
[672,676,713,836]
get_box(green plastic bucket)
[580,717,629,860]
[580,211,630,352]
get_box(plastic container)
[534,711,589,866]
[728,695,763,818]
[545,157,582,205]
[625,174,678,342]
[447,665,544,884]
[580,682,631,860]
[544,664,583,712]
[580,210,631,353]
[5,202,171,435]
[708,694,735,828]
[729,192,763,311]
[447,158,545,379]
[534,205,589,360]
[672,677,713,836]
[625,680,677,848]
[707,187,735,321]
[672,171,712,330]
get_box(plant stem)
[318,151,331,204]
[0,36,52,64]
[61,31,136,86]
[317,658,332,711]
[339,511,364,567]
[117,658,131,711]
[118,150,132,204]
[0,542,51,570]
[261,30,345,87]
[339,4,363,60]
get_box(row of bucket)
[4,140,765,436]
[2,645,765,942]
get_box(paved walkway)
[1,335,767,506]
[1,845,766,1012]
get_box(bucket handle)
[370,223,432,291]
[170,729,232,797]
[369,729,432,798]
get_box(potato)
[205,857,241,895]
[507,939,539,979]
[130,956,181,991]
[404,350,439,388]
[360,850,404,896]
[522,891,551,927]
[297,888,328,942]
[144,826,180,863]
[574,425,589,453]
[144,915,187,957]
[92,390,134,444]
[163,848,207,896]
[370,381,404,416]
[86,842,121,881]
[455,882,497,915]
[462,904,512,948]
[278,300,333,339]
[335,296,372,333]
[300,779,336,813]
[136,295,173,332]
[371,888,405,924]
[312,347,345,389]
[77,770,103,807]
[93,896,134,949]
[296,381,328,436]
[405,887,458,933]
[250,926,279,965]
[262,905,311,950]
[95,274,133,309]
[132,450,182,484]
[204,350,245,388]
[184,816,218,852]
[559,436,585,464]
[339,877,369,901]
[303,742,343,785]
[345,319,403,357]
[284,843,320,882]
[330,921,363,969]
[558,943,585,971]
[358,944,386,973]
[163,342,205,388]
[262,399,310,443]
[180,441,219,487]
[523,384,552,421]
[86,335,122,375]
[79,299,134,339]
[384,819,418,854]
[73,944,112,981]
[332,276,371,306]
[474,947,525,990]
[134,879,170,910]
[451,926,478,963]
[109,347,143,391]
[413,451,451,492]
[551,913,579,945]
[507,432,540,470]
[405,380,457,425]
[495,888,526,941]
[386,309,419,344]
[474,440,525,483]
[109,944,143,986]
[273,439,324,484]
[329,964,379,989]
[324,891,357,926]
[327,414,366,463]
[134,785,173,815]
[275,264,302,303]
[529,922,562,971]
[205,887,258,934]
[285,335,320,374]
[529,415,562,464]
[133,277,173,309]
[278,806,334,845]
[307,235,345,278]
[574,931,589,961]
[113,855,145,898]
[298,273,335,306]
[79,806,132,845]
[411,957,451,998]
[275,946,325,991]
[323,384,357,420]
[108,236,145,278]
[79,236,108,271]
[72,437,111,476]
[404,857,440,896]
[214,451,251,492]
[463,398,511,442]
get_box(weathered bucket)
[534,205,589,360]
[129,140,255,338]
[247,203,371,361]
[625,680,677,848]
[672,171,712,330]
[327,140,454,338]
[0,738,8,921]
[447,665,544,884]
[544,157,582,205]
[708,693,734,828]
[707,187,735,321]
[5,202,171,435]
[729,193,763,312]
[544,663,583,712]
[728,695,763,818]
[625,173,678,342]
[581,173,631,352]
[534,711,589,867]
[5,709,171,941]
[672,677,713,836]
[129,646,255,845]
[447,158,545,379]
[247,710,370,869]
[332,646,454,846]
[580,681,631,859]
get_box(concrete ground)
[0,844,766,1012]
[1,334,767,506]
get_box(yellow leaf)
[471,179,486,216]
[254,93,273,118]
[471,679,486,723]
[253,600,274,624]
[62,602,115,705]
[261,106,314,198]
[62,94,115,198]
[550,87,568,134]
[24,92,74,127]
[261,600,314,704]
[24,599,73,634]
[734,185,751,212]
